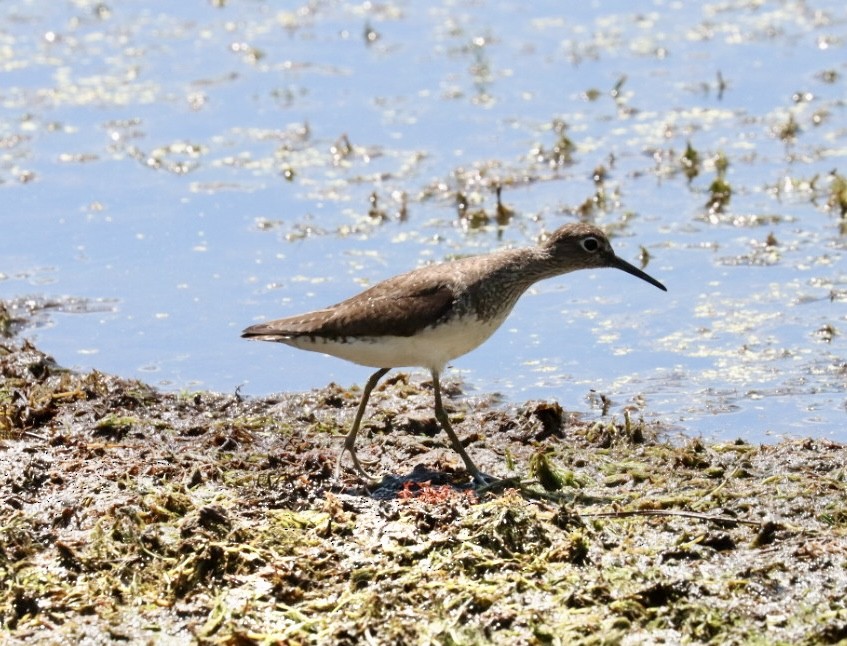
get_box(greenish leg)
[336,367,390,484]
[431,369,490,485]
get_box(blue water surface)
[1,0,845,442]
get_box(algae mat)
[2,329,847,643]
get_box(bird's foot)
[335,447,381,487]
[471,471,521,492]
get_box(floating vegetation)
[367,191,388,221]
[716,69,727,99]
[680,141,701,182]
[452,182,516,231]
[826,172,847,218]
[330,133,354,165]
[531,119,576,168]
[775,112,801,142]
[575,165,617,217]
[705,152,732,214]
[456,190,489,230]
[494,184,514,227]
[814,323,837,344]
[706,176,732,213]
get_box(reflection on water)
[1,1,845,442]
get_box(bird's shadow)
[337,463,528,501]
[359,464,473,500]
[334,465,618,509]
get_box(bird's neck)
[495,246,573,287]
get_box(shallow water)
[1,0,845,442]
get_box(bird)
[242,222,666,485]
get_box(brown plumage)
[243,222,666,485]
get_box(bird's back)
[241,248,536,369]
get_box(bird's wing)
[243,280,457,340]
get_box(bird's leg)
[336,367,390,483]
[430,370,491,485]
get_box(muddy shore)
[2,303,846,644]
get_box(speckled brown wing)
[242,278,458,340]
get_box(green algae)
[2,335,847,644]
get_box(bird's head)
[542,223,667,291]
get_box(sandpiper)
[243,222,666,485]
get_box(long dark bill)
[610,255,667,292]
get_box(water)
[1,0,845,442]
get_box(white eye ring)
[581,236,600,253]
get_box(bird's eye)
[581,236,600,253]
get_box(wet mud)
[2,304,846,644]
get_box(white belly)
[284,314,507,371]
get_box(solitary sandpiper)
[243,222,666,485]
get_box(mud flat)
[1,314,846,643]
